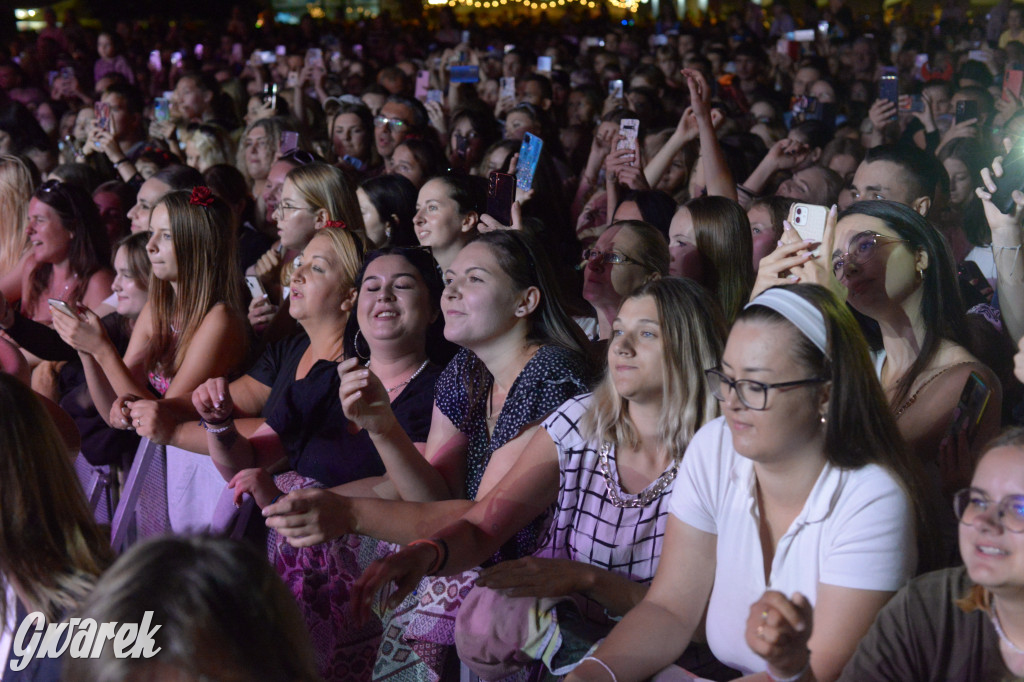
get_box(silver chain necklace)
[991,603,1024,656]
[369,359,430,394]
[597,442,679,508]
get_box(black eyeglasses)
[581,248,641,266]
[704,368,828,411]
[831,230,910,278]
[954,488,1024,533]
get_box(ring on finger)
[761,610,769,623]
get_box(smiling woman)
[838,429,1024,681]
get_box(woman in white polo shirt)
[567,284,935,682]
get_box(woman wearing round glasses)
[839,428,1024,681]
[832,201,1000,559]
[581,220,669,341]
[564,284,932,682]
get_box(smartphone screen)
[948,372,992,443]
[956,99,979,124]
[486,172,516,225]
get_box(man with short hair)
[849,144,946,216]
[374,95,427,171]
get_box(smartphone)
[94,102,111,133]
[516,132,543,191]
[245,276,267,300]
[449,65,480,84]
[500,76,515,100]
[262,83,278,110]
[899,94,925,113]
[258,50,277,64]
[415,70,431,100]
[991,137,1024,212]
[154,97,170,122]
[486,171,516,225]
[504,44,516,54]
[275,44,287,57]
[616,118,640,164]
[653,34,669,46]
[426,89,443,103]
[914,53,929,69]
[956,99,979,124]
[879,75,899,121]
[968,49,988,62]
[280,131,299,155]
[194,44,204,60]
[461,30,471,44]
[341,154,365,171]
[170,52,183,69]
[306,48,323,68]
[286,71,299,88]
[149,50,162,72]
[948,372,992,443]
[788,203,828,252]
[47,298,79,319]
[785,29,816,42]
[608,79,624,99]
[818,21,829,34]
[537,56,553,72]
[1004,68,1024,102]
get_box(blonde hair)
[184,124,235,171]
[287,162,367,241]
[306,226,363,293]
[581,277,725,459]
[0,155,36,273]
[0,374,112,624]
[146,190,244,377]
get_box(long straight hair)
[0,374,112,623]
[581,277,725,459]
[0,155,35,272]
[740,283,938,570]
[146,190,244,378]
[685,195,755,323]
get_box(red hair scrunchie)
[190,186,214,207]
[324,219,347,229]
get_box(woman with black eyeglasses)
[0,179,112,327]
[564,284,934,682]
[839,428,1024,681]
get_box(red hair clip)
[324,219,347,229]
[190,186,214,207]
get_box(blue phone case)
[516,133,543,191]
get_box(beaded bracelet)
[199,417,234,434]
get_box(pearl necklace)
[597,442,679,508]
[991,603,1024,656]
[370,359,430,394]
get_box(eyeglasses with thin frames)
[704,368,828,411]
[580,248,641,266]
[954,488,1024,533]
[831,230,910,279]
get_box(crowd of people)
[5,0,1024,680]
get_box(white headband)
[745,288,828,354]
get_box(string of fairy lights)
[424,0,644,12]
